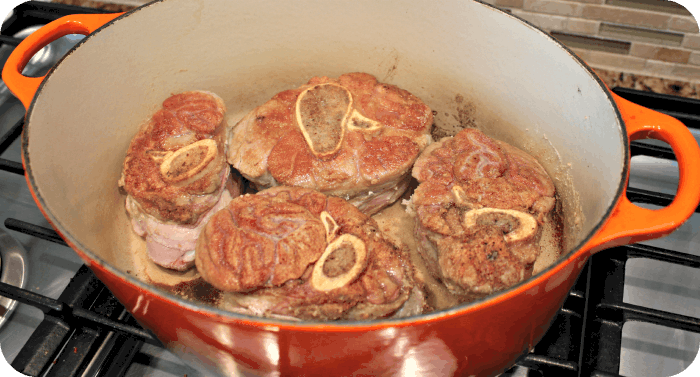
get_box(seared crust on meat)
[195,190,328,292]
[227,73,433,215]
[120,91,229,225]
[196,186,423,320]
[410,128,556,298]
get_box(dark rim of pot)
[21,0,628,328]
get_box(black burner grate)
[0,263,154,377]
[1,2,700,376]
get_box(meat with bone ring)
[226,72,433,215]
[409,128,556,299]
[195,186,426,321]
[119,91,243,271]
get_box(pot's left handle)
[2,12,123,110]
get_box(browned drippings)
[154,277,222,305]
[533,195,566,275]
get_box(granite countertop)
[51,0,700,101]
[53,0,138,13]
[594,68,700,100]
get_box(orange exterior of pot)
[581,92,700,254]
[3,12,123,109]
[5,6,700,377]
[76,242,587,376]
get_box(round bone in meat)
[159,138,220,186]
[310,233,368,292]
[462,208,538,244]
[296,84,351,157]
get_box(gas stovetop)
[0,2,699,377]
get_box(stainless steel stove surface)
[0,2,699,377]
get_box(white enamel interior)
[23,0,625,301]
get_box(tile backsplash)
[53,0,700,83]
[481,0,700,82]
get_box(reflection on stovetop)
[0,2,699,377]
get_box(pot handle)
[584,92,700,254]
[2,12,124,110]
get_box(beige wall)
[481,0,700,82]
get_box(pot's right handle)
[2,12,123,110]
[584,92,700,254]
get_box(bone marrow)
[159,138,220,186]
[296,83,351,157]
[463,208,538,244]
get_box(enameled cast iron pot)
[4,1,700,376]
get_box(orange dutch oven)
[3,1,700,376]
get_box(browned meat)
[119,91,242,271]
[410,128,556,298]
[227,73,433,215]
[196,186,426,320]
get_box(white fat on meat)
[126,186,233,271]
